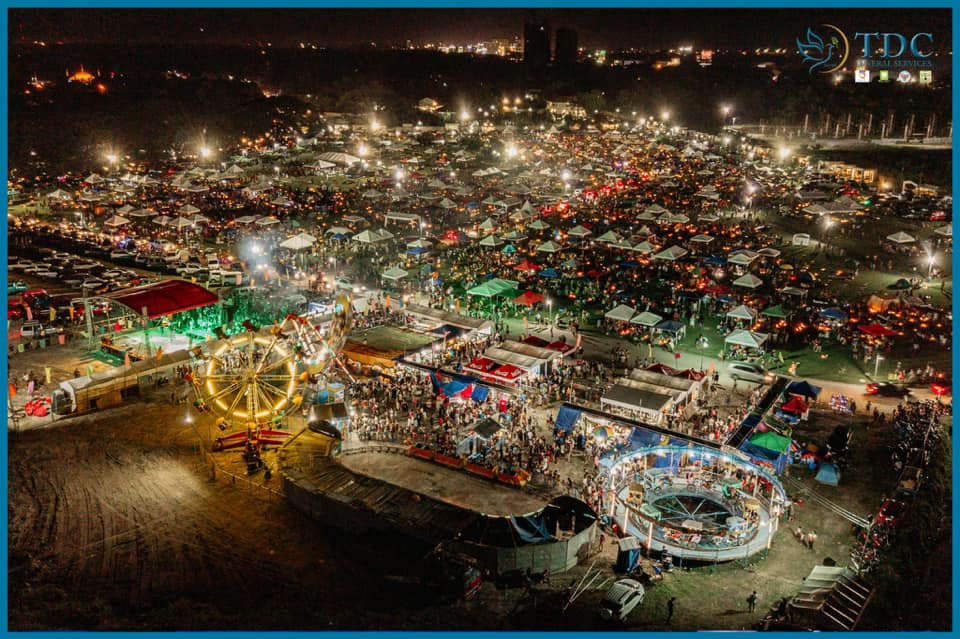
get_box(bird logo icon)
[797,25,849,74]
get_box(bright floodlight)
[661,110,670,121]
[777,146,791,160]
[561,169,571,181]
[461,111,470,121]
[370,119,380,131]
[506,145,518,158]
[357,144,368,156]
[106,153,117,164]
[199,146,212,159]
[395,169,404,181]
[722,105,732,116]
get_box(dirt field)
[8,376,906,629]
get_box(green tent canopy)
[761,305,787,319]
[747,430,793,454]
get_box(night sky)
[10,8,952,51]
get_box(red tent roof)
[859,323,897,337]
[104,279,219,319]
[465,356,499,373]
[676,369,706,380]
[546,340,575,354]
[515,259,540,272]
[646,363,679,376]
[489,364,524,380]
[512,290,545,306]
[522,335,550,347]
[781,397,809,413]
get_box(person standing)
[667,596,676,623]
[747,590,759,612]
[807,530,817,550]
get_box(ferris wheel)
[191,295,353,438]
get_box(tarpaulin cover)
[815,461,840,486]
[628,427,662,449]
[555,405,582,433]
[473,417,501,439]
[509,514,553,544]
[668,438,690,448]
[738,442,787,474]
[781,397,809,414]
[470,385,490,402]
[440,381,470,397]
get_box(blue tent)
[628,427,661,449]
[470,385,490,402]
[786,380,822,400]
[819,307,848,321]
[706,255,726,266]
[738,442,787,474]
[654,320,684,334]
[422,264,437,274]
[540,268,559,278]
[555,405,582,432]
[815,461,840,485]
[620,260,640,268]
[440,380,470,396]
[502,244,517,254]
[407,247,428,255]
[465,201,479,209]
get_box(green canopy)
[761,305,787,319]
[748,430,793,454]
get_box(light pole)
[822,216,834,249]
[874,353,884,379]
[927,253,936,279]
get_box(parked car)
[865,382,910,397]
[20,321,63,338]
[728,362,774,384]
[599,578,645,621]
[876,497,908,527]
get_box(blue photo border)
[1,1,955,637]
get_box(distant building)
[555,28,578,66]
[417,97,443,113]
[523,23,550,71]
[546,100,586,119]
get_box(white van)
[599,578,645,621]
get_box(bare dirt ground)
[8,379,902,629]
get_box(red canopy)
[489,364,524,381]
[781,397,809,413]
[705,284,730,295]
[512,290,545,306]
[859,323,897,337]
[546,340,575,354]
[676,369,706,381]
[465,356,499,372]
[515,260,540,272]
[522,335,550,347]
[104,280,219,319]
[646,363,679,376]
[585,269,603,278]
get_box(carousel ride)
[609,445,786,562]
[189,295,353,465]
